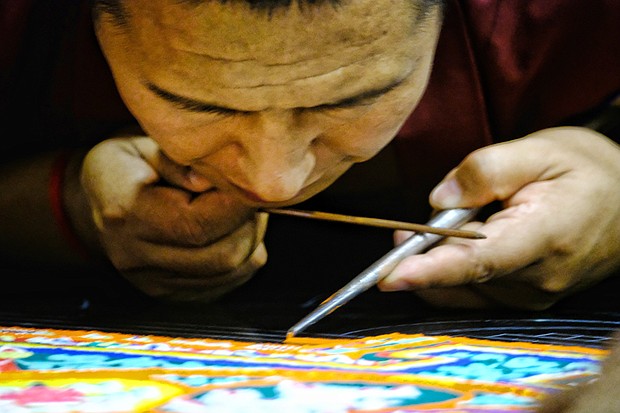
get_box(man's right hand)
[79,136,267,301]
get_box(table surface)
[2,213,620,347]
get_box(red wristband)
[49,151,91,261]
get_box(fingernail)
[188,170,214,191]
[430,178,462,208]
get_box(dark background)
[2,205,620,348]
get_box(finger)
[429,135,570,209]
[385,213,581,310]
[123,243,267,302]
[253,211,269,249]
[110,217,262,275]
[413,268,571,310]
[122,186,255,246]
[130,138,215,193]
[379,215,549,292]
[82,139,159,219]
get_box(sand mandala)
[0,325,607,412]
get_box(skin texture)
[82,0,442,300]
[2,1,620,409]
[380,127,620,311]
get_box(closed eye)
[311,95,379,111]
[306,82,401,112]
[145,75,404,116]
[146,82,249,117]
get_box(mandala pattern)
[0,326,606,412]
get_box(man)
[1,0,620,306]
[81,0,446,301]
[1,0,620,410]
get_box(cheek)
[320,74,425,160]
[122,97,223,163]
[110,78,208,159]
[322,105,412,161]
[150,124,224,165]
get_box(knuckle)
[463,147,497,175]
[455,151,495,190]
[549,235,577,258]
[536,275,573,294]
[464,148,490,168]
[249,243,268,268]
[176,209,253,248]
[187,223,258,272]
[213,252,241,272]
[533,240,577,294]
[469,257,496,284]
[215,236,254,270]
[174,212,223,247]
[179,218,213,246]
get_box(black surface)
[343,318,620,347]
[2,212,620,347]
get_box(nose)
[222,110,319,202]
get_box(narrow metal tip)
[284,331,296,343]
[285,323,305,341]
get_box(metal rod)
[286,208,480,340]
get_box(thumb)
[429,136,566,209]
[82,138,159,214]
[129,137,215,193]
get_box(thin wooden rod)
[264,208,485,239]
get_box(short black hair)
[92,0,444,28]
[91,0,130,27]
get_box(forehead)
[103,0,440,109]
[128,0,418,58]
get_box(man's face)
[96,0,441,206]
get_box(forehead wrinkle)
[167,33,417,91]
[208,56,419,111]
[131,0,423,90]
[171,29,394,66]
[135,19,385,88]
[146,0,417,66]
[144,33,425,110]
[215,55,411,91]
[173,48,380,89]
[126,0,432,108]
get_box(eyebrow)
[145,77,407,114]
[146,82,243,115]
